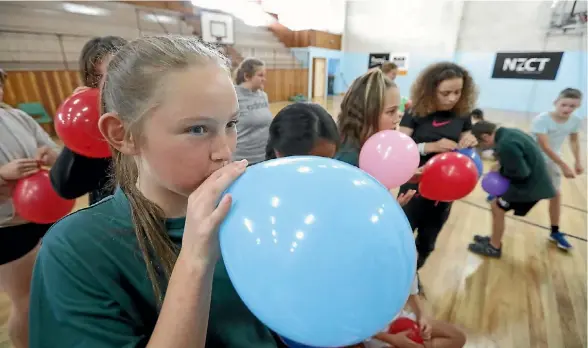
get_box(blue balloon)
[220,156,416,347]
[456,148,483,177]
[280,336,322,348]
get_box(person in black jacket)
[50,36,127,205]
[398,62,479,270]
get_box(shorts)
[545,161,561,190]
[496,197,539,217]
[0,223,52,265]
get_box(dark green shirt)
[335,140,360,167]
[495,127,556,202]
[29,188,277,348]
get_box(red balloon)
[55,88,110,158]
[12,170,75,224]
[388,317,424,344]
[418,152,478,202]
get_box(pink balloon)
[359,130,420,189]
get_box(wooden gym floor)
[1,96,586,348]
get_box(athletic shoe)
[473,235,490,243]
[468,239,502,258]
[549,232,572,251]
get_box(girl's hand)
[433,138,458,153]
[418,317,432,340]
[390,331,425,348]
[397,190,416,206]
[0,158,40,181]
[36,146,58,166]
[458,133,478,148]
[179,160,248,268]
[575,162,584,175]
[73,86,90,94]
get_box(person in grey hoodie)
[0,68,60,348]
[234,58,273,165]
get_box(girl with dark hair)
[266,102,467,348]
[49,36,127,205]
[266,102,339,160]
[234,57,273,165]
[398,62,478,270]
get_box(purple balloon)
[481,172,510,196]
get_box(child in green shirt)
[29,36,277,348]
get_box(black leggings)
[399,184,452,269]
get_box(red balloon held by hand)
[12,170,75,224]
[388,317,424,344]
[55,88,110,158]
[418,152,478,202]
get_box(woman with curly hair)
[398,62,479,270]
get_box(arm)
[458,116,477,148]
[498,144,531,180]
[49,148,109,199]
[16,109,60,151]
[147,256,215,348]
[407,295,425,319]
[536,134,566,167]
[569,132,581,165]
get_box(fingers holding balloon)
[397,190,416,206]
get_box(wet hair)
[410,62,477,117]
[101,35,230,305]
[380,62,398,74]
[234,58,265,85]
[471,120,497,142]
[471,108,484,120]
[338,69,397,146]
[79,36,127,88]
[558,88,582,100]
[266,102,339,160]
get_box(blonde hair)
[338,69,396,146]
[380,62,398,74]
[101,35,230,305]
[410,62,477,117]
[234,58,264,85]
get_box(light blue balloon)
[220,156,417,347]
[456,148,483,178]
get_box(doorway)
[327,58,340,96]
[312,57,327,99]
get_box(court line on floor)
[457,199,588,242]
[561,203,587,213]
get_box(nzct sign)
[492,52,563,80]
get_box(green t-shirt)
[334,140,360,167]
[29,188,277,348]
[495,127,556,202]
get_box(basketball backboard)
[201,10,235,45]
[549,0,587,34]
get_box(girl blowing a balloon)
[266,102,466,348]
[335,69,416,205]
[29,36,279,347]
[50,36,127,205]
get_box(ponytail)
[111,150,178,306]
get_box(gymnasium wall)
[330,0,587,118]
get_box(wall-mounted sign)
[390,53,409,75]
[492,52,563,80]
[368,53,390,69]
